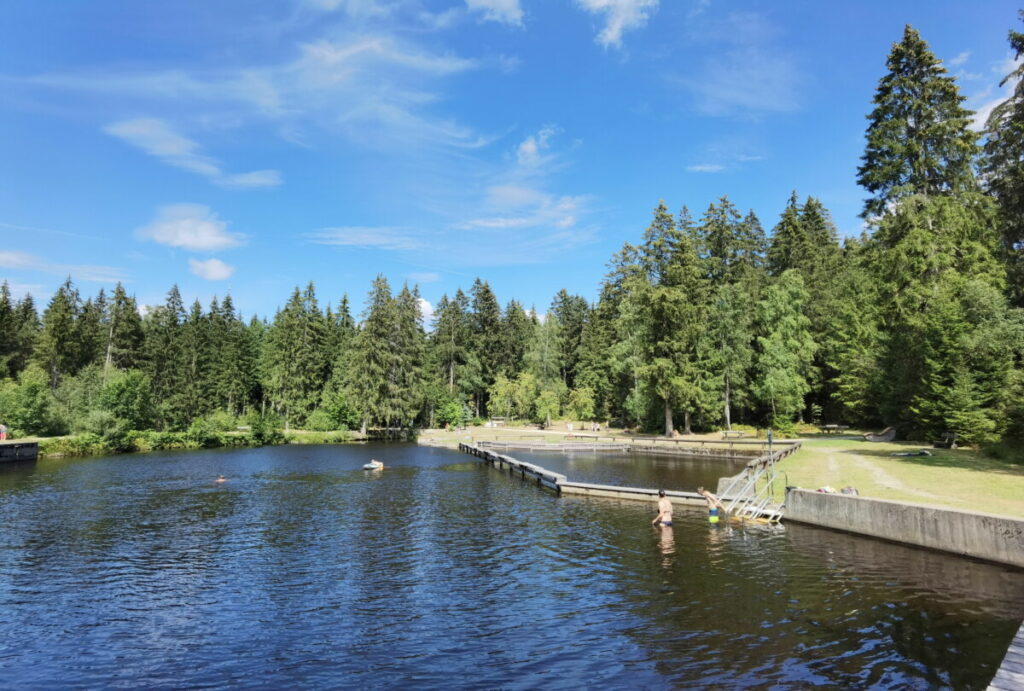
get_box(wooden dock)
[458,441,793,518]
[989,619,1024,690]
[0,441,38,463]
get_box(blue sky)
[1,0,1020,321]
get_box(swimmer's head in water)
[658,489,666,497]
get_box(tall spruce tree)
[982,11,1024,305]
[348,276,400,432]
[469,279,502,415]
[34,278,83,388]
[754,271,817,426]
[857,25,978,219]
[103,284,144,376]
[144,285,188,428]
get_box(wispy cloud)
[516,125,561,169]
[967,53,1023,131]
[687,163,725,173]
[306,226,424,251]
[576,0,659,49]
[949,51,971,67]
[674,12,802,116]
[0,250,128,283]
[466,0,523,26]
[105,118,282,189]
[18,31,484,154]
[137,204,246,252]
[408,271,441,283]
[188,258,235,281]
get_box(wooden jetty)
[459,440,796,519]
[989,619,1024,690]
[0,441,39,463]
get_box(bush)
[437,401,464,428]
[246,412,285,446]
[98,370,155,431]
[305,408,338,432]
[206,410,238,432]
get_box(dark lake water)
[1,443,1022,689]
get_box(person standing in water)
[652,489,673,527]
[698,486,725,523]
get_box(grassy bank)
[775,436,1024,518]
[32,427,358,459]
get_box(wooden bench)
[818,424,850,434]
[933,432,957,449]
[721,430,748,439]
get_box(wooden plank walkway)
[989,619,1024,690]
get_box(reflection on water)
[0,444,1020,689]
[510,449,748,489]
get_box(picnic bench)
[721,430,749,439]
[819,424,850,434]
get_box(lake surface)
[1,443,1022,689]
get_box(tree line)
[3,21,1024,451]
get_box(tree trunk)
[664,399,674,437]
[724,375,732,431]
[684,410,692,435]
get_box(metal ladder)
[719,454,786,523]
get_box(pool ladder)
[719,456,786,523]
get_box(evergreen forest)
[4,23,1024,456]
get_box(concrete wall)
[785,488,1024,569]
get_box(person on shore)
[697,486,725,523]
[652,489,673,527]
[0,423,7,441]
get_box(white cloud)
[461,191,588,231]
[687,163,725,173]
[306,226,423,250]
[417,297,435,324]
[576,0,659,48]
[516,125,560,169]
[673,13,801,116]
[466,0,523,26]
[105,118,282,188]
[0,250,127,283]
[967,54,1023,131]
[949,51,971,67]
[137,204,245,252]
[188,258,235,281]
[26,32,483,154]
[409,271,441,283]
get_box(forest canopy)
[3,21,1024,452]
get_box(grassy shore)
[775,436,1024,518]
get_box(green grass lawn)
[776,436,1024,518]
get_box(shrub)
[305,408,338,432]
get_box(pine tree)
[392,284,427,428]
[767,192,809,276]
[982,11,1024,305]
[33,277,82,388]
[857,25,978,219]
[549,290,589,389]
[498,299,534,378]
[621,202,711,435]
[144,285,187,428]
[262,283,329,428]
[348,276,401,431]
[469,279,502,415]
[0,282,16,379]
[754,271,817,426]
[103,283,144,376]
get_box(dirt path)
[817,445,942,500]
